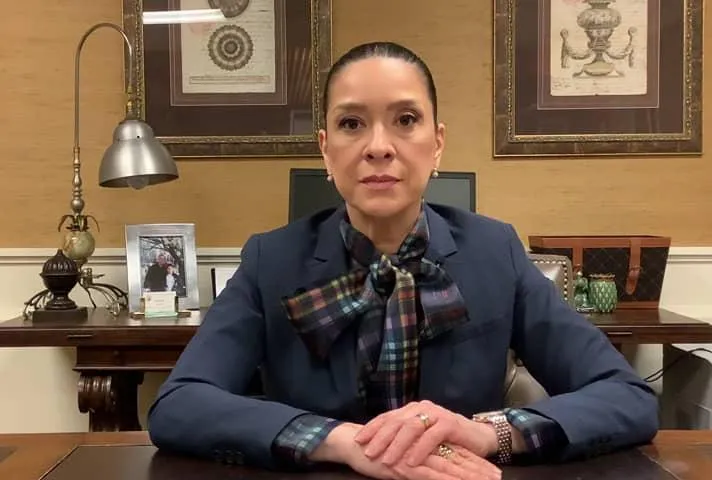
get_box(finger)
[362,419,405,459]
[393,461,459,480]
[448,448,502,480]
[426,454,502,480]
[354,413,389,443]
[391,468,409,480]
[405,421,450,466]
[356,402,425,446]
[381,414,437,465]
[450,445,485,463]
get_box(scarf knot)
[281,210,468,414]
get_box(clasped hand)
[348,400,502,480]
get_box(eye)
[397,112,419,127]
[337,117,362,130]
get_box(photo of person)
[139,235,188,298]
[125,223,199,312]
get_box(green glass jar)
[589,273,618,313]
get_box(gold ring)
[437,444,454,460]
[416,413,430,429]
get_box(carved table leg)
[77,372,144,432]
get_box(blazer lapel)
[423,205,458,264]
[303,208,364,419]
[419,205,465,402]
[305,208,350,287]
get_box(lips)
[360,175,400,191]
[360,175,400,183]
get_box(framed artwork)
[493,0,703,157]
[125,223,199,312]
[122,0,332,158]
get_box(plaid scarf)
[282,210,467,416]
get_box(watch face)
[472,411,504,422]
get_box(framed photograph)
[122,0,332,158]
[125,223,199,312]
[493,0,703,157]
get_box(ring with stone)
[416,413,431,429]
[437,443,455,460]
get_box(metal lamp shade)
[99,119,178,189]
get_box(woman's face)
[319,57,445,220]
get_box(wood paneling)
[1,0,710,248]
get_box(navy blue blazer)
[148,204,658,468]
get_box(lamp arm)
[70,22,135,221]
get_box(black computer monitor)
[288,168,476,222]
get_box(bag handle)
[626,238,642,295]
[572,245,583,274]
[570,238,641,295]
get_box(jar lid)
[589,273,616,280]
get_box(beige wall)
[0,1,710,249]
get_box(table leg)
[77,372,144,432]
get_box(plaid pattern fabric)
[505,408,568,461]
[282,209,467,417]
[272,414,341,465]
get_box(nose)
[364,124,395,161]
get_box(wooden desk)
[1,308,711,432]
[1,431,711,480]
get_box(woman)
[147,42,658,480]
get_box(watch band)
[472,412,513,464]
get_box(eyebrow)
[331,99,421,114]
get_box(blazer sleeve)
[147,234,311,469]
[505,224,659,461]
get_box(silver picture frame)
[125,223,199,312]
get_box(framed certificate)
[123,0,332,158]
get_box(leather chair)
[502,253,574,407]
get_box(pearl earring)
[326,173,333,182]
[431,168,439,178]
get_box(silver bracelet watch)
[472,411,513,464]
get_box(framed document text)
[123,0,332,158]
[493,0,702,157]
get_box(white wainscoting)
[0,247,710,433]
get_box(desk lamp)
[24,22,179,321]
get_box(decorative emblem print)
[208,0,250,18]
[207,25,254,71]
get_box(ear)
[433,122,446,170]
[318,128,332,173]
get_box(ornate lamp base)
[32,305,88,322]
[23,267,129,320]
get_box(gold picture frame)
[493,0,703,157]
[122,0,332,158]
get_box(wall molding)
[0,246,710,266]
[0,248,243,266]
[665,247,712,265]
